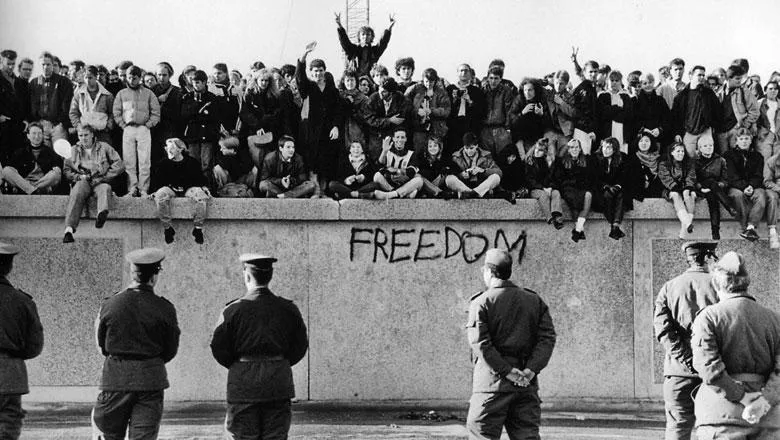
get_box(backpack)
[217,183,253,198]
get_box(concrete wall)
[1,195,778,404]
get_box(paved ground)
[20,404,666,439]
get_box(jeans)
[65,180,111,230]
[122,125,152,194]
[257,179,316,198]
[445,174,501,197]
[480,126,512,157]
[728,187,766,229]
[682,128,713,158]
[187,141,215,176]
[1,166,61,194]
[529,188,563,220]
[154,186,209,228]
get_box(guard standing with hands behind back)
[654,241,719,440]
[210,254,308,440]
[0,243,44,440]
[466,248,556,440]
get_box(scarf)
[635,150,660,176]
[349,153,366,172]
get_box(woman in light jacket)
[69,65,115,144]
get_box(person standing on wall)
[653,241,719,440]
[210,254,308,440]
[466,248,556,440]
[92,248,180,440]
[0,243,44,440]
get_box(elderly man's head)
[710,251,750,297]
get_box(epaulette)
[158,296,174,306]
[524,287,539,296]
[224,297,241,307]
[103,290,122,300]
[17,288,33,299]
[470,291,485,301]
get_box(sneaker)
[192,227,204,244]
[571,229,582,243]
[94,210,108,229]
[438,190,456,200]
[686,217,694,234]
[551,213,564,230]
[164,227,175,244]
[63,231,74,243]
[748,229,760,242]
[770,232,780,249]
[739,229,751,240]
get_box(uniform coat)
[0,276,44,394]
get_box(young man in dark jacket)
[149,138,210,244]
[572,60,600,155]
[335,12,395,77]
[257,135,315,198]
[724,128,766,241]
[180,70,220,177]
[151,62,182,166]
[671,65,722,158]
[1,122,62,194]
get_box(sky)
[1,0,779,84]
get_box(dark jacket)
[334,154,376,185]
[28,73,73,126]
[8,142,63,177]
[626,153,663,200]
[0,72,24,123]
[96,285,180,391]
[149,154,207,194]
[592,151,634,210]
[597,91,634,145]
[336,26,391,77]
[692,294,780,428]
[495,145,526,192]
[181,90,221,143]
[467,280,556,392]
[208,81,240,131]
[659,159,696,192]
[671,86,721,137]
[416,151,456,182]
[482,82,514,128]
[362,91,409,139]
[508,88,551,144]
[524,156,556,190]
[210,287,308,402]
[295,60,344,153]
[572,79,598,134]
[0,276,44,394]
[215,147,255,181]
[724,148,764,191]
[260,150,308,188]
[239,89,281,139]
[451,147,502,185]
[151,83,182,138]
[446,83,486,134]
[553,154,593,191]
[405,82,451,138]
[695,153,728,191]
[653,267,717,377]
[633,89,671,142]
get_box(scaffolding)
[345,0,370,42]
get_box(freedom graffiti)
[349,227,527,264]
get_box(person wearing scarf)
[326,141,377,199]
[445,64,486,157]
[659,142,697,238]
[696,135,737,240]
[630,133,664,201]
[339,70,369,150]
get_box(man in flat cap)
[692,251,780,439]
[210,254,308,440]
[92,247,180,440]
[654,241,719,440]
[466,248,556,440]
[0,243,44,440]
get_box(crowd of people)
[2,15,780,246]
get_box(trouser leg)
[92,391,135,440]
[474,174,501,197]
[285,180,316,198]
[65,180,92,230]
[683,131,701,158]
[0,394,24,440]
[505,385,541,440]
[257,180,284,197]
[126,390,163,440]
[748,189,766,227]
[136,126,152,193]
[530,189,552,219]
[728,188,749,229]
[185,187,209,227]
[123,126,139,193]
[0,167,36,194]
[663,376,699,440]
[93,183,112,214]
[766,190,780,227]
[396,176,423,197]
[154,187,176,228]
[467,392,513,440]
[372,173,394,191]
[34,169,61,192]
[445,175,472,193]
[225,402,262,440]
[259,400,292,440]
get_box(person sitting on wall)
[724,128,766,242]
[659,142,697,239]
[372,128,423,199]
[62,124,124,243]
[257,135,316,198]
[149,138,210,245]
[417,136,457,199]
[445,132,503,199]
[592,136,631,240]
[326,141,378,200]
[525,138,564,228]
[1,122,62,194]
[362,77,409,164]
[212,136,257,195]
[553,138,594,242]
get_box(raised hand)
[334,12,342,27]
[388,13,396,28]
[305,41,318,54]
[571,46,579,62]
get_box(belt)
[732,373,766,383]
[238,354,285,362]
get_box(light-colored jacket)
[112,86,160,128]
[758,98,780,141]
[64,141,124,185]
[763,152,780,192]
[69,83,115,131]
[726,85,759,133]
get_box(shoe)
[357,191,374,199]
[493,189,516,204]
[131,188,141,197]
[164,227,175,244]
[458,190,478,199]
[748,229,760,242]
[726,207,738,217]
[609,226,624,240]
[739,229,751,240]
[438,190,456,200]
[571,229,582,243]
[95,210,108,229]
[63,232,74,243]
[551,213,564,230]
[686,216,694,234]
[374,190,390,200]
[192,227,204,244]
[770,231,780,249]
